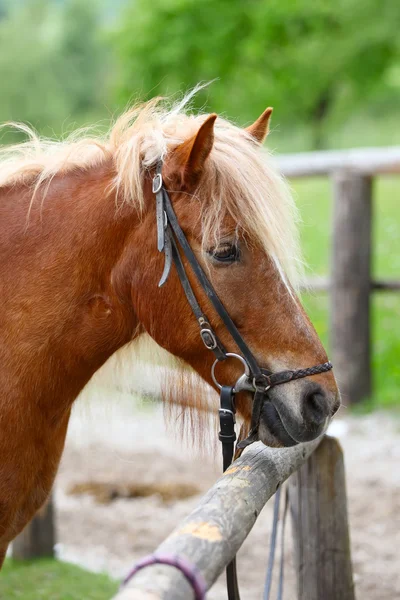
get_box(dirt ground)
[55,388,400,600]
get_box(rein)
[122,162,333,599]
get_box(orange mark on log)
[177,521,222,542]
[225,465,251,475]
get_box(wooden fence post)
[331,171,372,404]
[12,494,55,559]
[288,436,355,600]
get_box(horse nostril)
[331,394,341,416]
[301,384,329,429]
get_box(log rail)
[277,145,400,178]
[113,436,354,600]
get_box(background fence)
[279,146,400,405]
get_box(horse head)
[124,103,340,447]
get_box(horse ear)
[246,107,273,143]
[173,114,217,186]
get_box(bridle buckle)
[200,327,217,350]
[199,317,218,350]
[152,172,163,194]
[218,407,236,422]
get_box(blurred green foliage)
[114,0,400,147]
[295,176,400,409]
[0,0,399,148]
[0,0,108,139]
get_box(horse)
[0,92,340,567]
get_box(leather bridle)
[152,161,333,599]
[153,161,332,443]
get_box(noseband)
[152,161,333,449]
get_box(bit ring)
[211,353,250,391]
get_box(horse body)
[0,163,142,556]
[0,94,340,563]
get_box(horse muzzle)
[258,380,340,447]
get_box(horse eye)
[209,242,241,264]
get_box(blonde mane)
[0,89,303,288]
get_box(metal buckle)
[152,173,163,194]
[219,408,236,418]
[218,407,236,426]
[200,328,217,350]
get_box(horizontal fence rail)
[113,438,322,600]
[277,146,400,405]
[301,276,400,292]
[277,145,400,178]
[113,436,354,600]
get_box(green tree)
[113,0,400,148]
[0,0,109,139]
[0,0,61,131]
[0,2,7,20]
[57,0,108,116]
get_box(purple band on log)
[123,553,207,599]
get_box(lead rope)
[276,488,289,600]
[263,485,289,600]
[219,388,288,600]
[264,486,282,600]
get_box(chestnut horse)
[0,94,340,567]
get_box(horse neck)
[0,161,141,425]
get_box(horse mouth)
[260,402,298,447]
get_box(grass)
[0,558,118,600]
[294,176,400,409]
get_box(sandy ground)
[54,385,400,600]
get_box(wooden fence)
[279,146,400,405]
[112,436,354,600]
